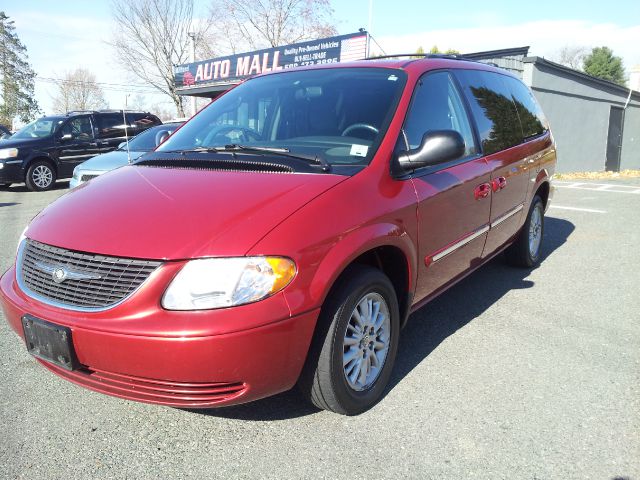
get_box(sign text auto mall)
[174,31,368,90]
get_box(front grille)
[19,239,162,310]
[80,174,99,182]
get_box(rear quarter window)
[502,76,549,139]
[454,69,522,155]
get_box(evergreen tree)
[583,47,626,86]
[0,11,40,127]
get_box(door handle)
[474,183,492,200]
[492,176,507,192]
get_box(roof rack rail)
[65,109,150,116]
[364,53,462,61]
[97,109,148,113]
[66,110,99,116]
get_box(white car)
[70,122,182,188]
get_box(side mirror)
[155,130,171,146]
[397,130,465,171]
[117,142,126,150]
[60,133,73,141]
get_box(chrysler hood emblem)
[52,267,68,283]
[34,260,102,283]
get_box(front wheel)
[25,161,56,191]
[506,195,544,267]
[298,265,400,415]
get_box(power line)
[35,76,160,94]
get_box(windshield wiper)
[166,145,331,172]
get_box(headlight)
[72,166,81,180]
[0,148,18,159]
[162,257,296,310]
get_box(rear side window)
[503,76,548,139]
[96,114,126,139]
[455,70,522,155]
[126,113,161,131]
[402,71,477,157]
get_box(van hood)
[0,136,51,149]
[26,165,347,260]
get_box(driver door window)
[61,116,94,141]
[401,71,476,157]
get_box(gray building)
[465,47,640,173]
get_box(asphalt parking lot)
[1,178,638,479]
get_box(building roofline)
[524,56,640,99]
[462,46,530,60]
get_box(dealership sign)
[174,31,368,89]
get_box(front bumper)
[0,266,319,408]
[0,160,24,184]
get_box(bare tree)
[209,0,337,52]
[554,46,588,71]
[51,68,107,113]
[109,0,209,116]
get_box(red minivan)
[0,58,555,415]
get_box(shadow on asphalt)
[0,202,21,207]
[0,181,70,193]
[187,216,575,421]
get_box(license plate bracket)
[21,315,78,371]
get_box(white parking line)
[554,181,640,195]
[549,205,607,213]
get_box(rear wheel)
[506,195,544,267]
[298,265,400,415]
[25,161,56,192]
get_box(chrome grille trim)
[17,239,163,312]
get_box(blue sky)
[4,0,640,121]
[338,0,640,32]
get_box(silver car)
[70,122,182,188]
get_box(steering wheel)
[214,125,261,143]
[341,123,379,137]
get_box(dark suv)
[0,110,161,191]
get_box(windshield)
[12,118,63,139]
[157,68,407,167]
[124,123,181,151]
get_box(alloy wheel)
[32,165,53,188]
[342,292,391,391]
[529,204,543,258]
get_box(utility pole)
[188,31,197,117]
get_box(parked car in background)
[70,122,183,188]
[0,125,12,140]
[0,110,161,191]
[0,58,555,415]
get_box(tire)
[25,161,56,192]
[298,265,400,415]
[506,195,544,268]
